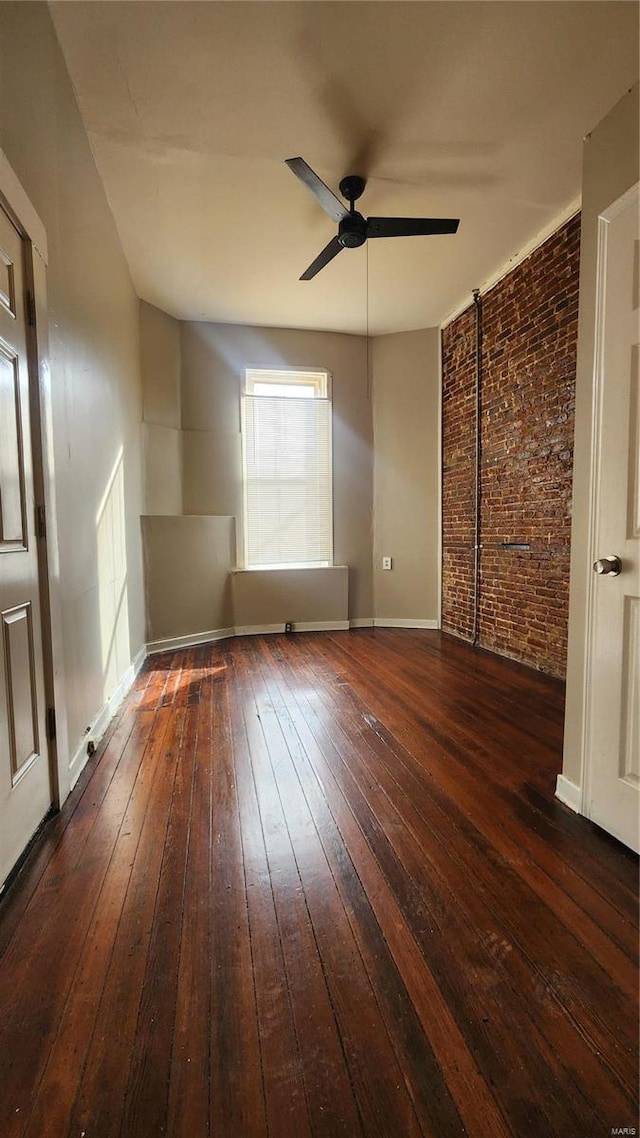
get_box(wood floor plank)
[64,706,184,1138]
[19,713,167,1138]
[238,638,436,1138]
[307,637,638,1092]
[0,630,636,1138]
[314,632,637,993]
[119,703,199,1136]
[0,708,162,1138]
[137,651,174,710]
[377,630,639,920]
[208,669,269,1138]
[250,636,484,1138]
[280,634,633,1130]
[267,638,588,1135]
[226,652,312,1138]
[347,630,638,892]
[310,631,638,959]
[0,701,138,960]
[231,646,365,1138]
[253,635,511,1138]
[165,662,216,1138]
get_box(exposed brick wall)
[441,214,580,678]
[442,306,476,640]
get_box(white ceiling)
[50,1,639,336]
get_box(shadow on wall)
[96,447,130,702]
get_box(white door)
[584,182,640,852]
[0,203,52,887]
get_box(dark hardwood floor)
[0,629,637,1137]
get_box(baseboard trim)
[295,620,350,632]
[555,774,582,814]
[145,619,440,655]
[373,618,440,630]
[146,628,235,654]
[69,644,147,788]
[234,623,284,636]
[236,621,350,636]
[148,622,353,648]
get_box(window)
[242,369,332,569]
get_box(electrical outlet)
[284,621,293,633]
[382,556,392,570]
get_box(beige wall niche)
[0,2,145,798]
[562,84,640,792]
[372,328,441,624]
[143,515,235,646]
[181,321,374,621]
[232,567,349,632]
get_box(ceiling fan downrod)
[337,176,367,248]
[338,175,366,209]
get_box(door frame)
[580,181,639,821]
[0,148,68,808]
[559,84,638,828]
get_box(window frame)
[241,367,333,571]
[244,368,330,400]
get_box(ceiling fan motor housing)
[339,175,366,203]
[338,213,367,248]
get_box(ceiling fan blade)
[286,157,349,223]
[300,236,344,281]
[367,217,460,238]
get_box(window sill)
[232,564,347,573]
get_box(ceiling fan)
[285,156,460,281]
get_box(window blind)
[242,393,333,568]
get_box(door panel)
[0,204,51,886]
[620,596,639,783]
[0,246,16,316]
[586,182,640,852]
[0,340,27,550]
[2,602,39,782]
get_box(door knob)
[593,555,622,576]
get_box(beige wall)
[141,300,181,429]
[562,84,639,788]
[372,329,441,622]
[0,2,145,797]
[143,515,235,644]
[142,317,374,635]
[140,301,182,514]
[142,423,182,516]
[180,321,374,621]
[141,316,445,638]
[232,567,348,631]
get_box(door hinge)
[46,707,56,742]
[25,289,36,327]
[36,503,46,540]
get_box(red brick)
[441,214,580,679]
